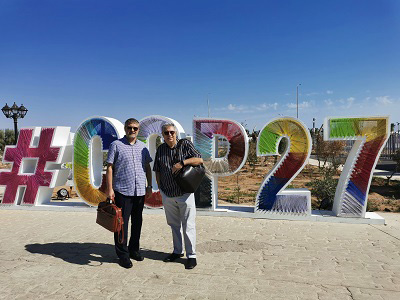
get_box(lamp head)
[11,102,19,115]
[1,103,12,118]
[19,104,28,118]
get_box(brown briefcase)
[96,198,124,243]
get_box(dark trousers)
[114,191,145,259]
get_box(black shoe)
[130,251,144,261]
[185,258,197,269]
[119,258,133,269]
[163,253,184,262]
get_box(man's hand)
[107,188,115,201]
[172,162,183,174]
[145,186,152,199]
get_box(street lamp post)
[207,93,210,117]
[1,102,28,143]
[296,83,301,119]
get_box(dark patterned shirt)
[153,139,201,197]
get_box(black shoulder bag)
[173,139,206,193]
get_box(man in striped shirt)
[153,123,203,270]
[106,118,152,269]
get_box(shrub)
[309,168,338,210]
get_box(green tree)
[308,131,345,210]
[0,129,15,153]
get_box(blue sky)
[1,0,399,134]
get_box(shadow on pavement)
[25,243,175,266]
[25,242,117,265]
[140,248,170,261]
[140,248,186,266]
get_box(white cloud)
[306,92,319,96]
[217,102,279,113]
[346,97,355,108]
[339,97,355,108]
[227,104,247,111]
[326,90,333,94]
[376,96,393,105]
[255,102,278,111]
[287,101,310,109]
[324,99,333,106]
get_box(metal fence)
[339,132,399,160]
[381,132,400,159]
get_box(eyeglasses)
[163,131,175,136]
[126,126,139,132]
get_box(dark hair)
[125,118,139,127]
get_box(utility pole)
[207,93,210,117]
[296,83,301,119]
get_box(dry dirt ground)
[218,158,400,212]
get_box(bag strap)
[173,139,185,163]
[118,223,124,244]
[106,197,124,244]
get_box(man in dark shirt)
[153,123,203,269]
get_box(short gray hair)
[161,123,176,132]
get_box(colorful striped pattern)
[0,128,61,205]
[193,118,248,209]
[138,116,168,143]
[256,118,311,213]
[193,118,248,176]
[138,115,185,208]
[73,117,122,206]
[327,117,389,217]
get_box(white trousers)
[161,192,196,258]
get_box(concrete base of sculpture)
[0,200,385,225]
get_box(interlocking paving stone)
[0,210,399,299]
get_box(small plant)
[247,140,259,172]
[309,167,338,210]
[234,174,241,203]
[367,201,379,212]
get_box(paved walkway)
[0,209,399,299]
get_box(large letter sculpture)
[73,117,124,206]
[324,117,389,217]
[193,118,248,210]
[0,127,72,206]
[255,117,312,215]
[138,115,186,208]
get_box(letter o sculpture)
[73,117,124,206]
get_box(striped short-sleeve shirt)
[106,136,152,197]
[153,139,202,197]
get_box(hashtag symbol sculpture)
[0,127,71,205]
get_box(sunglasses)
[126,126,139,132]
[163,131,175,136]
